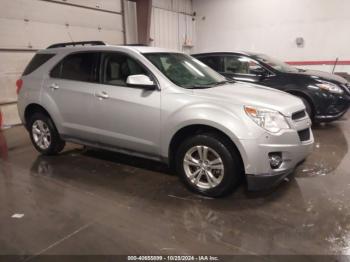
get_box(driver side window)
[224,56,266,75]
[102,53,148,86]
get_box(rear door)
[42,52,100,141]
[90,51,161,155]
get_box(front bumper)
[314,105,349,122]
[240,115,314,191]
[314,93,350,122]
[246,158,307,191]
[246,168,293,191]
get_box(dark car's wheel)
[28,112,65,155]
[175,133,243,197]
[298,96,313,120]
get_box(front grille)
[298,128,310,142]
[292,110,306,120]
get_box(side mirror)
[126,74,156,90]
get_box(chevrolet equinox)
[17,41,314,197]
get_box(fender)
[161,102,265,168]
[286,88,315,105]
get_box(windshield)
[143,52,227,88]
[252,54,298,73]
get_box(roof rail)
[47,41,106,49]
[123,44,148,46]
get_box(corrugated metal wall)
[0,0,125,127]
[150,0,194,53]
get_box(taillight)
[16,79,23,94]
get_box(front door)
[90,52,161,156]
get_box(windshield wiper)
[213,80,234,86]
[190,80,234,89]
[191,85,214,89]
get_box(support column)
[135,0,152,45]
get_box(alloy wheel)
[183,145,224,189]
[32,120,52,150]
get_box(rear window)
[23,53,55,76]
[50,52,99,83]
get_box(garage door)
[150,0,195,53]
[0,0,125,127]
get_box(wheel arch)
[24,104,53,130]
[286,90,315,117]
[167,124,245,173]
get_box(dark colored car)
[193,52,350,122]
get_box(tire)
[28,112,65,155]
[175,133,243,197]
[298,96,313,120]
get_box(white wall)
[151,0,195,53]
[0,0,125,127]
[193,0,350,73]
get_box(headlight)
[244,106,290,133]
[315,81,344,94]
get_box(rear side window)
[196,56,222,72]
[23,54,55,76]
[224,56,265,75]
[50,52,99,83]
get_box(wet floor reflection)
[1,119,350,255]
[0,131,8,161]
[295,123,348,177]
[27,152,350,254]
[0,131,12,179]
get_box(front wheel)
[28,112,65,155]
[175,133,243,197]
[298,96,313,120]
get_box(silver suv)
[17,41,314,197]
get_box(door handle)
[95,91,109,100]
[49,83,59,90]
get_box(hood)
[192,82,305,117]
[296,69,348,85]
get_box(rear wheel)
[28,112,65,155]
[175,133,243,197]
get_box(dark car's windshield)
[143,52,227,88]
[252,54,299,73]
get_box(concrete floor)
[0,113,350,257]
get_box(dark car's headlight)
[314,81,344,95]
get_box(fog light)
[269,152,283,169]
